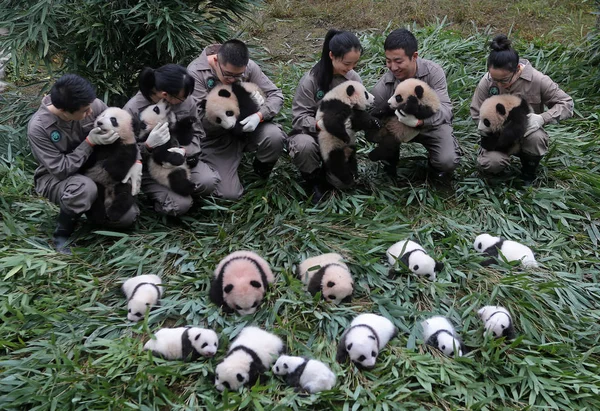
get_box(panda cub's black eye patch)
[326,281,335,288]
[226,110,234,116]
[235,304,242,310]
[357,355,366,362]
[251,301,258,308]
[250,280,261,288]
[153,106,160,114]
[371,351,376,357]
[216,118,222,124]
[201,342,208,348]
[110,117,119,127]
[395,95,402,103]
[477,242,482,249]
[195,335,200,341]
[328,294,336,300]
[483,119,491,127]
[236,373,244,382]
[413,265,419,271]
[224,284,234,293]
[223,381,230,389]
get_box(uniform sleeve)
[539,74,574,124]
[123,96,147,160]
[28,122,93,181]
[347,71,362,83]
[291,73,319,135]
[183,101,204,156]
[470,76,491,123]
[422,65,453,127]
[371,75,392,115]
[187,61,210,108]
[246,60,284,120]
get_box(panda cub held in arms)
[214,326,284,391]
[81,107,139,222]
[386,239,443,281]
[477,94,531,154]
[296,253,353,303]
[144,327,219,361]
[316,80,380,187]
[478,306,516,340]
[336,313,397,369]
[272,355,336,393]
[473,233,538,268]
[209,251,274,315]
[421,316,465,357]
[201,82,265,137]
[137,100,195,196]
[121,274,163,322]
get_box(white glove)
[240,113,261,132]
[145,122,171,148]
[395,110,420,128]
[86,127,120,146]
[250,90,265,107]
[167,147,186,156]
[121,161,142,195]
[524,113,545,136]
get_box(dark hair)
[217,39,250,68]
[487,34,519,72]
[384,28,418,57]
[311,29,362,92]
[50,74,96,113]
[138,64,195,101]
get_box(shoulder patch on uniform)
[489,86,499,96]
[207,77,216,89]
[50,130,61,143]
[316,90,325,101]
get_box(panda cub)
[121,274,163,322]
[81,107,139,222]
[272,355,336,393]
[202,82,265,137]
[421,316,465,357]
[214,326,284,391]
[137,100,195,196]
[336,313,397,369]
[473,233,538,268]
[209,251,275,315]
[296,253,353,303]
[477,95,530,154]
[144,327,219,361]
[316,81,381,187]
[386,239,443,281]
[478,306,516,340]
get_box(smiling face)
[331,49,361,77]
[385,48,418,81]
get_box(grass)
[2,14,600,411]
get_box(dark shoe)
[302,169,330,205]
[519,154,542,185]
[52,210,80,254]
[253,158,277,179]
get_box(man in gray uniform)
[371,29,461,178]
[187,39,286,200]
[28,74,140,253]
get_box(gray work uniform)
[371,57,461,172]
[187,44,286,200]
[289,69,362,178]
[28,95,139,226]
[123,92,220,216]
[470,59,574,174]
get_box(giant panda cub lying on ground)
[81,107,139,222]
[121,274,163,322]
[296,253,353,303]
[316,80,381,187]
[137,100,196,196]
[477,94,531,154]
[421,315,465,357]
[144,326,219,361]
[272,355,336,393]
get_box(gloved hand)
[524,113,545,136]
[395,110,421,128]
[86,127,120,146]
[240,113,261,132]
[250,90,265,107]
[145,122,171,148]
[167,147,186,156]
[121,160,143,195]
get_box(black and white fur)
[478,306,516,340]
[315,81,380,186]
[386,240,443,280]
[137,100,195,196]
[473,233,538,268]
[121,274,163,322]
[272,355,336,393]
[421,316,465,357]
[144,327,219,360]
[81,107,139,222]
[214,326,284,391]
[336,313,397,369]
[477,94,531,154]
[209,251,275,315]
[296,253,353,303]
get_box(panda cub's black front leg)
[153,144,185,167]
[351,109,381,131]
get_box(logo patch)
[207,77,216,89]
[50,130,61,142]
[489,86,499,96]
[316,90,325,101]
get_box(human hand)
[167,147,186,157]
[240,113,261,132]
[524,113,545,136]
[121,160,142,195]
[395,110,421,128]
[145,122,170,148]
[86,127,120,146]
[250,90,265,107]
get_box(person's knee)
[478,154,509,175]
[288,134,321,174]
[61,175,98,213]
[191,165,221,197]
[257,125,286,162]
[430,150,460,173]
[154,193,193,216]
[521,128,549,156]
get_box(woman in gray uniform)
[288,29,363,203]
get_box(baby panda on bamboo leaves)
[296,253,353,303]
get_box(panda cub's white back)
[421,316,464,357]
[143,327,218,360]
[272,355,336,393]
[473,233,538,268]
[121,274,163,322]
[386,239,443,280]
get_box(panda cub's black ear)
[495,103,507,116]
[414,85,424,99]
[199,99,207,110]
[131,116,142,138]
[218,89,232,98]
[346,85,355,97]
[435,261,444,272]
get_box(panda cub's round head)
[94,107,138,144]
[322,80,375,111]
[387,78,440,118]
[137,99,173,138]
[477,95,528,136]
[187,327,219,357]
[407,251,442,281]
[203,85,240,130]
[474,233,499,253]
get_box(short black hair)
[138,64,195,101]
[217,39,250,68]
[384,28,418,57]
[50,74,96,113]
[311,29,363,92]
[487,34,519,72]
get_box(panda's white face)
[474,234,498,253]
[221,259,266,315]
[94,107,136,143]
[189,328,219,357]
[478,98,509,136]
[346,328,378,368]
[436,332,463,357]
[204,85,240,130]
[214,353,250,391]
[139,100,171,130]
[321,266,353,303]
[272,356,292,375]
[408,252,437,280]
[484,312,512,338]
[127,298,151,322]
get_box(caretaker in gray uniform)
[28,74,139,253]
[123,64,220,216]
[187,39,286,200]
[371,28,461,177]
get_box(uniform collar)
[195,44,222,71]
[518,59,533,82]
[38,95,59,127]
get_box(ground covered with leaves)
[1,17,600,411]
